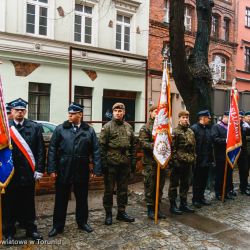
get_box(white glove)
[34,171,43,180]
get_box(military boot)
[116,211,135,222]
[147,205,155,220]
[169,200,182,215]
[104,209,112,225]
[180,199,194,213]
[158,205,166,219]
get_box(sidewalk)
[3,173,250,249]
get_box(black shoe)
[79,223,93,233]
[192,201,202,208]
[26,231,43,241]
[48,228,63,237]
[5,235,15,245]
[216,194,222,201]
[225,194,234,200]
[229,190,237,196]
[105,212,113,225]
[116,211,135,222]
[180,204,195,213]
[170,200,182,215]
[241,189,250,196]
[158,210,166,219]
[200,199,211,206]
[147,205,155,220]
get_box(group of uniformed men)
[3,98,250,243]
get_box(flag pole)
[221,160,228,202]
[154,163,161,224]
[0,189,2,242]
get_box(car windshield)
[42,123,56,133]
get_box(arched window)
[184,5,192,31]
[210,55,227,83]
[162,42,172,72]
[164,0,170,23]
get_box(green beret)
[112,102,125,110]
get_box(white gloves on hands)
[34,171,43,180]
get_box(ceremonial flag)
[226,87,242,168]
[0,77,14,192]
[152,66,172,168]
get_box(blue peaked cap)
[5,103,12,113]
[10,98,28,109]
[239,111,245,116]
[197,110,211,117]
[68,102,84,113]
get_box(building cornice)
[0,32,147,60]
[0,32,147,75]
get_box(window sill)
[236,69,250,75]
[73,40,94,47]
[25,32,52,40]
[245,25,250,29]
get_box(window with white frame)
[74,86,92,121]
[212,55,227,81]
[116,14,131,51]
[162,42,172,72]
[211,15,219,38]
[184,6,192,31]
[74,4,93,44]
[28,82,51,121]
[246,7,250,27]
[26,0,48,36]
[164,0,169,23]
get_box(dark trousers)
[2,183,36,237]
[192,165,209,202]
[53,182,89,230]
[214,159,232,196]
[103,165,130,211]
[238,153,249,192]
[168,165,192,201]
[143,165,166,206]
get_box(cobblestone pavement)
[2,175,250,250]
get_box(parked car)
[35,121,57,142]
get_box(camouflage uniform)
[168,124,196,202]
[139,118,166,207]
[99,118,136,212]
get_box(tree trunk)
[169,0,214,123]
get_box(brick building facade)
[235,0,250,96]
[148,0,239,121]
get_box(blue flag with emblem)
[0,77,14,193]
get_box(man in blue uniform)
[191,110,213,208]
[48,103,102,237]
[3,98,45,242]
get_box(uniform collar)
[14,119,24,126]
